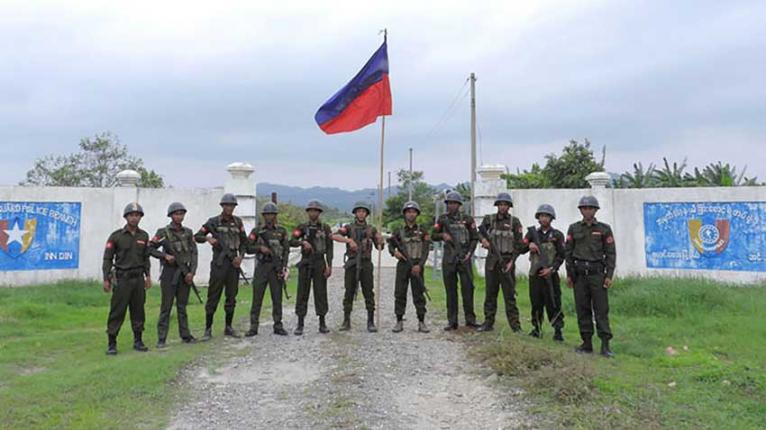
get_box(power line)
[425,78,470,139]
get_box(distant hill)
[257,183,453,212]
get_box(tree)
[21,132,164,188]
[503,163,548,189]
[615,162,657,188]
[692,162,760,187]
[652,157,695,188]
[502,139,605,189]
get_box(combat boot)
[575,336,593,354]
[418,319,430,333]
[443,322,458,331]
[224,325,240,338]
[318,316,329,334]
[392,318,404,333]
[528,326,541,338]
[600,338,614,358]
[245,322,259,337]
[339,313,351,331]
[294,316,305,335]
[273,322,288,336]
[156,337,167,349]
[201,327,213,341]
[182,335,197,344]
[133,332,149,352]
[553,328,564,342]
[476,320,494,332]
[106,335,117,356]
[366,311,377,333]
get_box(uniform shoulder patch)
[606,236,615,244]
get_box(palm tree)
[619,162,657,188]
[653,157,695,187]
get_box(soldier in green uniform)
[245,202,290,336]
[432,191,480,331]
[520,204,565,341]
[476,192,524,333]
[289,200,334,335]
[388,201,431,333]
[194,193,248,340]
[565,195,617,357]
[148,202,199,348]
[332,201,384,332]
[102,202,152,355]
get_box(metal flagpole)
[376,115,385,329]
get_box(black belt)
[574,260,604,275]
[116,268,145,279]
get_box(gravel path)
[168,268,530,429]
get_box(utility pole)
[387,171,391,199]
[408,147,413,201]
[469,72,477,217]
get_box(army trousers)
[442,260,477,326]
[157,267,191,340]
[529,273,564,330]
[295,259,329,318]
[573,268,612,340]
[205,261,239,326]
[106,271,146,337]
[250,263,284,326]
[483,262,520,329]
[343,259,375,314]
[394,260,427,320]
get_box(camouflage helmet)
[305,199,324,212]
[535,204,556,220]
[261,202,279,214]
[402,201,421,214]
[578,195,600,209]
[123,202,144,217]
[444,191,463,205]
[352,201,372,214]
[219,193,238,206]
[166,202,187,217]
[494,192,513,207]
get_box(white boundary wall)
[472,168,765,284]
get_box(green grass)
[0,273,299,430]
[423,268,766,429]
[2,268,764,429]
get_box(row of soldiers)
[102,191,616,358]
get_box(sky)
[1,0,765,190]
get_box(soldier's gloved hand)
[463,254,472,263]
[164,254,176,264]
[103,280,112,293]
[539,267,552,278]
[393,250,405,261]
[603,277,613,289]
[480,238,490,249]
[144,278,152,290]
[529,243,540,254]
[348,239,358,252]
[184,273,194,285]
[411,265,422,276]
[302,241,313,252]
[259,246,272,256]
[566,277,574,289]
[232,256,243,268]
[442,233,453,242]
[323,266,332,278]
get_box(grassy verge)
[0,273,298,429]
[423,268,766,429]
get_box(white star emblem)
[4,223,28,246]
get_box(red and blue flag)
[315,40,392,134]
